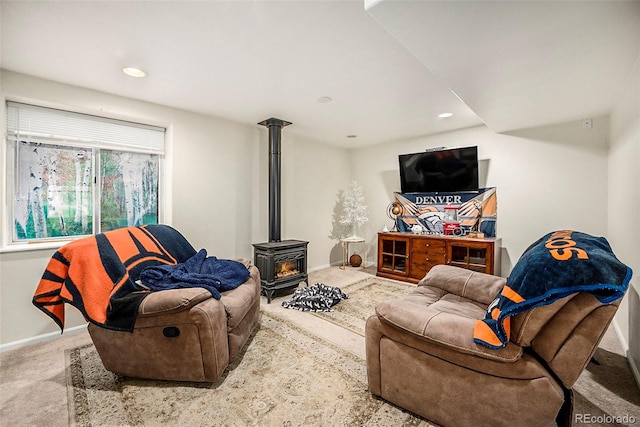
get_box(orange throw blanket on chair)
[33,225,197,332]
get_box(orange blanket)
[33,225,196,332]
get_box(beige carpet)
[65,311,427,426]
[311,277,413,336]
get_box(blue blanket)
[474,230,632,349]
[139,249,250,299]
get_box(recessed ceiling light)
[122,67,146,78]
[438,112,453,118]
[317,96,332,103]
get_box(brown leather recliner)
[33,224,261,383]
[365,264,624,427]
[88,258,261,382]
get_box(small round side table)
[340,236,365,269]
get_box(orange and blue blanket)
[473,230,632,349]
[32,225,197,332]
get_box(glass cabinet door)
[448,243,490,273]
[379,236,409,276]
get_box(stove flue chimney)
[258,118,291,243]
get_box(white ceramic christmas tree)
[340,181,368,239]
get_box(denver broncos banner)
[393,187,497,237]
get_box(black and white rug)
[281,283,348,312]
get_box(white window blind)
[6,102,165,154]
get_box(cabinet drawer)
[410,257,445,280]
[411,253,446,269]
[410,239,445,281]
[411,239,445,255]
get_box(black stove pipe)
[258,117,292,242]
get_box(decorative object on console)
[385,201,402,232]
[442,205,461,235]
[468,200,485,238]
[393,188,497,237]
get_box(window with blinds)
[6,102,165,243]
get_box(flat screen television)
[399,146,479,193]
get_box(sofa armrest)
[138,288,214,317]
[419,264,506,306]
[375,292,522,362]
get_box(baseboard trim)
[309,263,332,272]
[611,319,640,390]
[309,261,374,273]
[0,324,87,353]
[627,349,640,391]
[612,319,629,352]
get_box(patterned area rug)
[66,311,428,426]
[312,277,414,336]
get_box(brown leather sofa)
[365,264,624,427]
[89,258,261,382]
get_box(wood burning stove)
[253,118,308,303]
[253,240,308,303]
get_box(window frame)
[3,101,166,250]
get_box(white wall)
[280,133,352,269]
[608,54,639,377]
[0,70,350,346]
[350,120,610,275]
